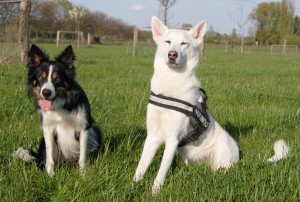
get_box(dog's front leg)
[43,126,55,176]
[79,129,88,174]
[152,138,178,195]
[134,136,162,182]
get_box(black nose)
[42,89,52,98]
[168,51,178,60]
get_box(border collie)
[13,45,103,176]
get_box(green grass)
[0,43,299,201]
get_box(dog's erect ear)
[55,45,76,69]
[189,20,207,46]
[28,44,49,68]
[151,16,168,42]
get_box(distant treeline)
[204,0,300,46]
[249,0,300,45]
[1,0,300,45]
[0,0,151,44]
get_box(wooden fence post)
[56,31,60,47]
[132,26,138,57]
[19,0,31,63]
[87,33,91,46]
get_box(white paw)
[79,158,86,168]
[183,158,189,166]
[133,173,142,182]
[151,180,162,195]
[79,166,86,176]
[46,163,54,177]
[78,159,86,176]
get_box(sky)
[69,0,300,35]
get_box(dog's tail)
[267,139,291,163]
[12,147,38,163]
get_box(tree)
[0,2,19,42]
[158,0,176,25]
[207,25,215,35]
[181,23,192,30]
[248,26,255,37]
[231,28,237,41]
[53,0,73,29]
[229,6,247,53]
[294,15,300,35]
[249,0,295,45]
[230,28,237,50]
[11,0,150,43]
[69,6,85,47]
[30,0,73,40]
[250,2,280,44]
[279,0,295,38]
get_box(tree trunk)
[163,8,167,25]
[19,0,31,63]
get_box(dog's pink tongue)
[40,99,52,111]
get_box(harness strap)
[149,94,193,117]
[150,92,195,108]
[200,88,208,103]
[148,88,210,147]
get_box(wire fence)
[0,3,20,64]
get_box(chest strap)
[148,88,210,147]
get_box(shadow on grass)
[224,121,255,160]
[224,121,254,141]
[105,126,147,153]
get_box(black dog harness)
[148,88,210,147]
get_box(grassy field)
[0,43,299,201]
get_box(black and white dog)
[13,45,103,176]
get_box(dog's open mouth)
[40,99,53,111]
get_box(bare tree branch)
[228,6,247,53]
[158,0,177,25]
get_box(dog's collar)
[148,88,210,147]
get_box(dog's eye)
[165,40,171,44]
[181,42,188,45]
[38,74,43,80]
[38,72,46,80]
[55,77,61,83]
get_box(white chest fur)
[41,107,88,159]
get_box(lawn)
[0,43,299,201]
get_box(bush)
[286,36,300,46]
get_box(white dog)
[133,16,239,194]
